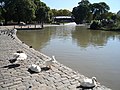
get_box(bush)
[90,21,101,30]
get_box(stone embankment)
[0,27,111,90]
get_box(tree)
[90,20,101,29]
[91,2,110,20]
[48,10,54,23]
[0,0,36,24]
[51,9,58,17]
[0,2,4,21]
[57,9,71,16]
[117,10,120,17]
[51,9,71,17]
[0,0,51,25]
[15,0,36,23]
[0,0,14,24]
[72,1,110,24]
[72,0,91,24]
[117,11,120,24]
[35,1,50,27]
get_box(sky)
[41,0,120,13]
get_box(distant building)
[53,16,74,23]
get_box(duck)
[44,56,57,69]
[29,64,41,73]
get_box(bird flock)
[0,29,17,40]
[1,28,101,89]
[10,49,57,73]
[0,29,57,72]
[29,56,57,72]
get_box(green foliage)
[72,0,110,24]
[0,0,50,24]
[0,0,37,24]
[90,13,120,30]
[91,2,110,20]
[90,20,101,30]
[51,9,58,16]
[0,6,2,21]
[51,9,71,17]
[57,9,71,16]
[72,0,91,24]
[35,1,50,23]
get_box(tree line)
[72,0,113,24]
[0,0,71,25]
[0,0,48,25]
[0,0,120,30]
[72,0,120,30]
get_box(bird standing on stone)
[44,56,57,69]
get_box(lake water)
[17,24,120,90]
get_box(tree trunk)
[4,19,8,25]
[41,21,44,28]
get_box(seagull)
[44,56,57,69]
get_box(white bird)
[44,56,57,69]
[13,29,17,35]
[29,64,41,73]
[83,77,98,87]
[13,52,27,60]
[9,52,27,63]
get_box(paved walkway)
[0,28,111,90]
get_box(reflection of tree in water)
[17,26,120,49]
[17,26,75,50]
[72,26,120,48]
[49,26,75,40]
[17,30,52,50]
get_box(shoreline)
[0,27,112,90]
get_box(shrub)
[90,21,101,30]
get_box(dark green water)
[17,25,120,90]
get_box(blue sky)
[41,0,119,13]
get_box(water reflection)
[72,26,120,48]
[17,26,120,50]
[49,25,75,39]
[17,25,120,90]
[17,30,52,49]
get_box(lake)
[17,24,120,90]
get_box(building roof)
[53,16,72,19]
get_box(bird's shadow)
[41,67,50,71]
[2,64,20,69]
[76,86,81,88]
[9,59,17,63]
[76,83,95,90]
[27,69,38,74]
